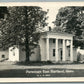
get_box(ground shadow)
[13,61,84,66]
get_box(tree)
[0,6,48,62]
[53,6,84,48]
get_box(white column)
[46,38,49,61]
[55,39,59,62]
[63,39,66,61]
[70,40,73,62]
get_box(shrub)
[77,52,81,62]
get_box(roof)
[41,31,74,37]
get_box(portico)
[40,31,73,62]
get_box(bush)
[77,52,81,62]
[46,60,52,64]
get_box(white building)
[9,45,40,62]
[8,31,77,63]
[39,31,76,62]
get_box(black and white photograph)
[0,2,84,82]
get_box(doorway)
[61,49,62,61]
[59,48,63,61]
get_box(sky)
[0,2,84,29]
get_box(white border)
[0,2,84,82]
[0,2,84,6]
[0,78,84,82]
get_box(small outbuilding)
[9,45,40,62]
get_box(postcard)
[0,2,84,82]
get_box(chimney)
[49,26,51,31]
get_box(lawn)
[0,61,84,77]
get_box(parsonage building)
[8,31,77,63]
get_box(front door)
[60,49,62,61]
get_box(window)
[53,49,55,56]
[60,39,62,44]
[13,51,15,56]
[69,49,70,57]
[53,39,55,43]
[2,54,5,58]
